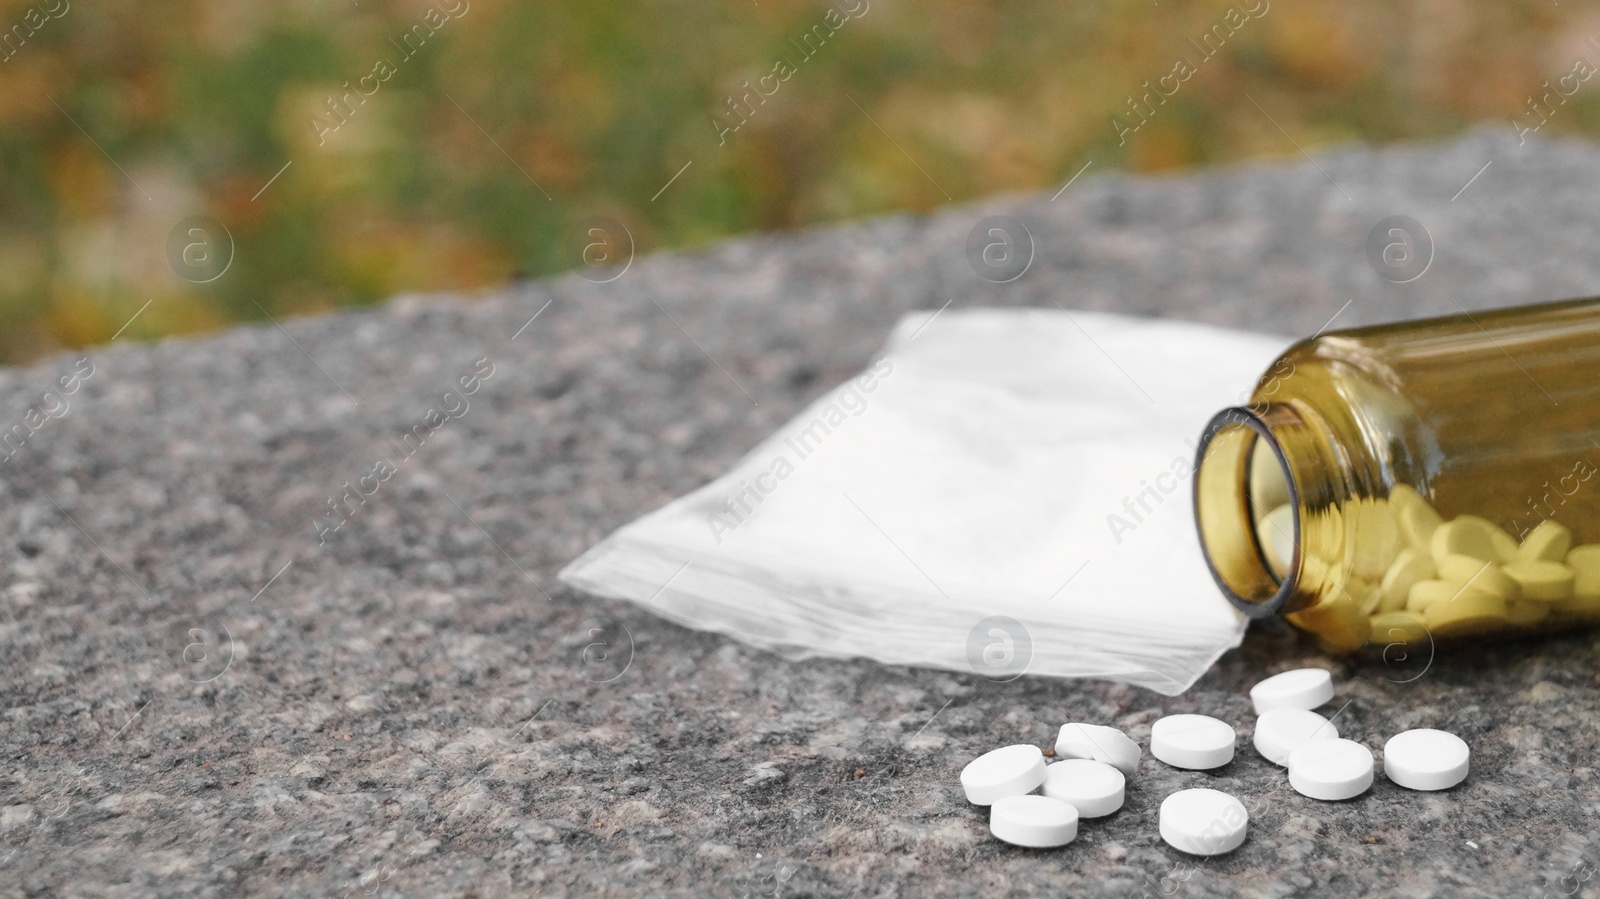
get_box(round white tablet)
[1383,729,1470,791]
[989,794,1079,848]
[1159,788,1248,856]
[1151,714,1236,770]
[1054,723,1141,777]
[1287,738,1374,801]
[1040,759,1125,818]
[960,744,1047,805]
[1249,668,1334,715]
[1253,708,1339,766]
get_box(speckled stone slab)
[4,127,1600,897]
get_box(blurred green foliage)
[1,0,1597,362]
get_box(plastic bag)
[560,308,1289,694]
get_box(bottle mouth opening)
[1194,407,1300,619]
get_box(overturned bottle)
[1193,297,1600,653]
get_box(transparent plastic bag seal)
[560,308,1289,694]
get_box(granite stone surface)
[5,127,1600,897]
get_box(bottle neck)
[1194,401,1350,618]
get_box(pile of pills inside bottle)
[1254,479,1600,651]
[959,667,1470,852]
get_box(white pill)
[960,744,1046,805]
[1249,668,1335,715]
[1287,738,1374,801]
[1151,714,1236,770]
[1159,788,1248,856]
[1383,729,1470,791]
[989,794,1079,848]
[1253,708,1339,766]
[1054,723,1141,777]
[1040,759,1125,818]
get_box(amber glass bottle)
[1194,298,1600,653]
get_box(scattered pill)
[1249,668,1334,714]
[1253,708,1339,766]
[960,744,1046,806]
[1382,729,1469,791]
[1159,788,1248,856]
[1152,714,1236,770]
[1287,738,1374,801]
[1054,723,1141,777]
[961,671,1477,852]
[1041,759,1125,818]
[989,794,1079,848]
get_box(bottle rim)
[1193,405,1301,619]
